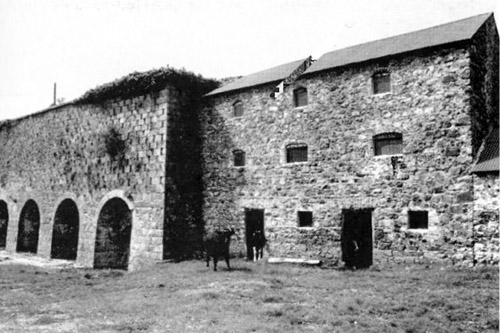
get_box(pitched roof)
[472,127,499,173]
[206,58,310,96]
[304,13,493,75]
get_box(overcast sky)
[0,0,498,121]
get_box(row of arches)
[0,196,133,270]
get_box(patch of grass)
[0,260,497,333]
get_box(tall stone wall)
[472,174,499,265]
[202,47,485,265]
[0,89,170,270]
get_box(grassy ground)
[0,259,498,333]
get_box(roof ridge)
[304,12,494,75]
[323,12,492,56]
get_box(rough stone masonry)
[0,14,497,270]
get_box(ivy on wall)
[74,66,219,105]
[103,126,128,164]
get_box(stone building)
[0,13,497,270]
[0,68,218,270]
[202,13,499,266]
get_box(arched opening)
[0,201,8,248]
[17,200,40,253]
[94,197,132,270]
[51,199,79,260]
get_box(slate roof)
[206,58,310,96]
[304,12,493,75]
[472,127,499,173]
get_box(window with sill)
[286,143,308,163]
[233,100,244,117]
[233,150,245,167]
[298,211,313,227]
[373,132,402,156]
[372,70,391,94]
[293,87,308,107]
[408,211,428,229]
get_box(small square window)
[372,71,391,94]
[408,211,428,229]
[298,211,313,227]
[293,87,308,107]
[233,150,245,167]
[286,144,308,163]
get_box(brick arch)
[373,128,405,137]
[51,195,80,260]
[94,190,134,270]
[17,199,41,253]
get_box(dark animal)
[204,228,236,271]
[250,229,266,261]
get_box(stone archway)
[94,197,132,270]
[17,200,40,253]
[0,200,8,248]
[51,199,79,260]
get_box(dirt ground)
[0,250,498,333]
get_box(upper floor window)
[233,150,245,167]
[408,211,428,229]
[298,211,313,227]
[372,70,391,94]
[286,143,308,163]
[233,100,244,117]
[373,132,402,156]
[293,87,308,107]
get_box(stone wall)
[202,46,487,265]
[472,174,499,265]
[0,88,170,270]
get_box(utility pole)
[53,82,57,106]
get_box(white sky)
[0,0,498,121]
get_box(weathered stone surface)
[202,43,498,266]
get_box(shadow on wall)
[0,200,8,248]
[198,99,243,253]
[51,199,79,260]
[162,82,222,261]
[16,200,40,254]
[94,197,132,270]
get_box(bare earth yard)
[0,252,498,333]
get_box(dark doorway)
[341,208,373,269]
[51,199,79,260]
[244,208,264,260]
[17,200,40,253]
[94,198,132,270]
[0,201,8,248]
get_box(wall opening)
[286,143,308,163]
[0,200,8,248]
[51,199,79,260]
[408,211,428,229]
[16,200,40,253]
[341,208,373,269]
[298,211,313,227]
[94,198,132,270]
[245,208,265,261]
